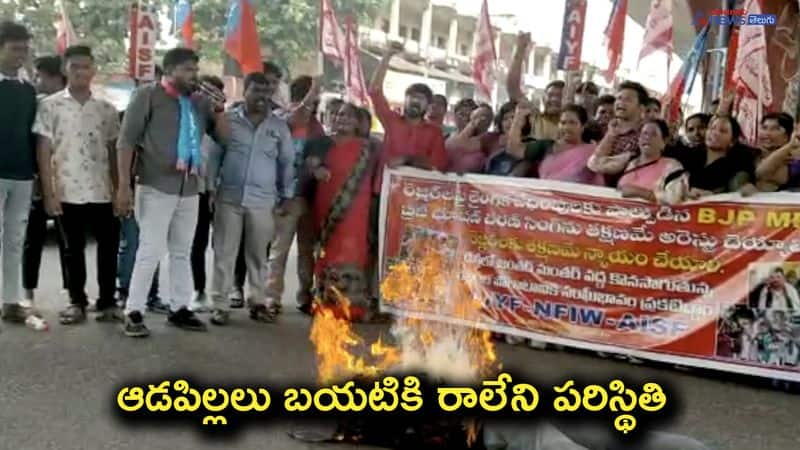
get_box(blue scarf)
[162,80,202,174]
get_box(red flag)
[733,0,772,144]
[472,0,496,102]
[638,0,673,66]
[319,0,346,63]
[55,0,78,55]
[344,17,369,107]
[223,0,262,77]
[723,26,739,93]
[556,0,587,71]
[603,0,627,83]
[174,0,194,48]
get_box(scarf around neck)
[161,79,202,175]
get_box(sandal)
[250,304,277,323]
[59,304,87,325]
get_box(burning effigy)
[302,238,498,448]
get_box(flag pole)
[317,0,325,76]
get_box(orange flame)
[310,237,499,384]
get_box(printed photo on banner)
[715,263,800,370]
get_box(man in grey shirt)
[206,71,294,326]
[116,48,229,337]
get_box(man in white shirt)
[33,45,122,324]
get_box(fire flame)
[310,236,499,384]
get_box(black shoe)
[167,307,207,331]
[124,311,150,338]
[297,303,313,316]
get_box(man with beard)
[206,72,294,326]
[116,48,229,337]
[507,32,561,141]
[426,94,449,132]
[583,94,615,143]
[368,43,448,180]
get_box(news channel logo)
[692,9,777,27]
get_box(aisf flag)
[174,0,194,48]
[55,0,78,55]
[638,0,673,66]
[344,17,369,107]
[223,0,262,76]
[128,1,158,81]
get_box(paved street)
[1,238,798,450]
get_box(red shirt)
[369,87,448,193]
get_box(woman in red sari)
[305,103,378,321]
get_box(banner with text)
[379,168,800,382]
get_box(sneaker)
[189,291,213,313]
[210,309,230,326]
[124,311,150,338]
[229,288,244,309]
[2,303,29,323]
[249,304,276,323]
[147,296,171,315]
[96,306,124,323]
[58,304,87,325]
[167,307,207,332]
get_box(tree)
[1,0,387,76]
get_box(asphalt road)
[0,238,797,450]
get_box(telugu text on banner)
[379,168,800,382]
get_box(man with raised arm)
[507,32,561,141]
[368,43,448,190]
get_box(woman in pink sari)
[588,119,688,204]
[508,104,605,185]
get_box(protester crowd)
[2,20,800,340]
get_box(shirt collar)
[61,87,95,102]
[233,103,272,122]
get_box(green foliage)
[1,0,387,74]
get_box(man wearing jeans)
[206,72,294,325]
[0,21,37,326]
[116,48,228,337]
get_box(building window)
[381,19,390,32]
[460,43,469,55]
[533,49,547,76]
[411,27,420,41]
[435,35,446,49]
[399,25,408,37]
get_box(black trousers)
[191,192,213,293]
[234,234,246,291]
[60,203,120,309]
[22,200,69,290]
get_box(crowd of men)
[1,20,799,340]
